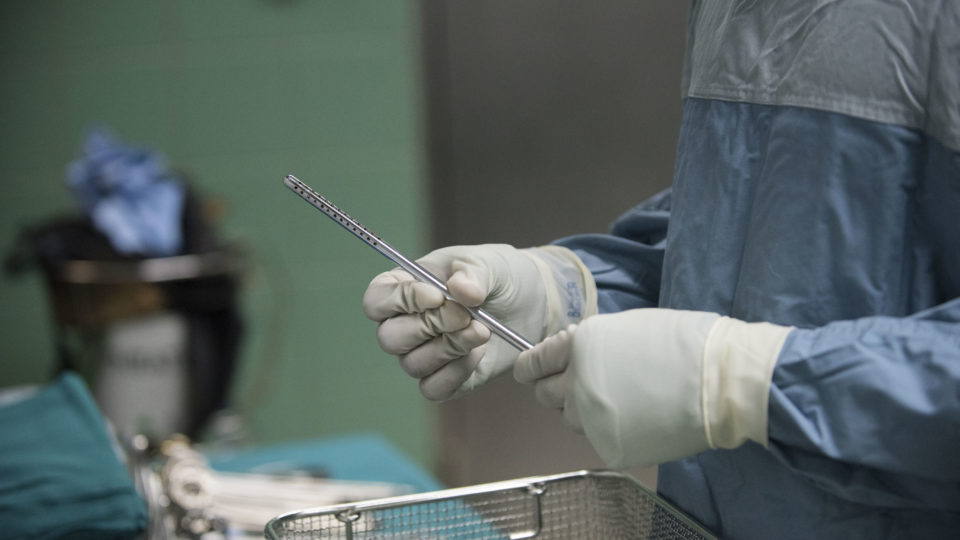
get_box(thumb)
[445,258,491,307]
[514,324,576,384]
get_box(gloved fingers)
[418,346,486,401]
[397,320,491,378]
[446,258,491,307]
[362,268,446,321]
[532,372,569,410]
[532,370,583,433]
[376,302,474,354]
[513,325,576,384]
[561,388,584,434]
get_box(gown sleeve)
[767,297,960,509]
[554,183,960,511]
[553,188,672,313]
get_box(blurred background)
[0,0,687,492]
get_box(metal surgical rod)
[283,174,535,351]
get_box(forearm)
[552,188,671,313]
[554,235,666,312]
[766,297,960,507]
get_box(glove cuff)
[521,246,598,336]
[701,317,792,449]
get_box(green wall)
[0,1,434,470]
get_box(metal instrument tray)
[265,470,716,539]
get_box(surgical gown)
[556,2,960,538]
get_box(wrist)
[522,245,598,336]
[702,317,793,449]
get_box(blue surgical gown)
[556,1,960,538]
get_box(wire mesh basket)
[264,470,716,539]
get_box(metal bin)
[265,470,716,539]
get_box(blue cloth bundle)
[66,127,185,257]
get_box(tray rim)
[264,469,716,539]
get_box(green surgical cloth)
[0,372,147,539]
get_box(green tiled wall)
[0,1,433,469]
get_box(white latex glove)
[362,244,597,401]
[514,308,793,468]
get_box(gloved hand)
[514,309,793,468]
[362,244,597,401]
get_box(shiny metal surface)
[284,174,534,351]
[265,470,717,539]
[48,245,246,284]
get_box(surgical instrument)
[283,175,535,351]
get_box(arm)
[554,188,671,312]
[360,190,671,400]
[767,296,960,509]
[514,297,960,510]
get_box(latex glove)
[362,244,597,401]
[514,308,793,468]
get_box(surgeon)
[362,2,960,538]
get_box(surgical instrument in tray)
[283,174,535,351]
